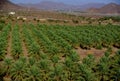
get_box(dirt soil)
[76,47,119,60]
[6,31,12,59]
[19,23,29,58]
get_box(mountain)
[0,0,22,10]
[80,3,105,9]
[19,1,105,11]
[19,1,77,11]
[88,3,120,14]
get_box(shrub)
[0,19,5,24]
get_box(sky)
[10,0,120,5]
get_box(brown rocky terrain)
[0,0,22,10]
[88,3,120,14]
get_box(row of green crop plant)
[37,25,65,53]
[22,24,120,50]
[41,24,78,46]
[55,29,79,47]
[37,24,73,55]
[76,25,120,48]
[28,24,79,62]
[0,49,120,81]
[22,25,41,57]
[11,25,23,59]
[39,25,80,62]
[0,24,11,60]
[33,24,80,65]
[42,24,120,49]
[29,24,60,56]
[21,24,120,54]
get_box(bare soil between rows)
[76,47,118,59]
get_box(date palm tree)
[97,55,110,80]
[64,55,81,80]
[82,54,96,68]
[51,64,64,81]
[0,52,5,61]
[69,50,80,62]
[28,57,36,67]
[37,59,52,81]
[64,57,73,80]
[78,64,97,81]
[10,58,27,81]
[2,58,13,81]
[3,58,13,76]
[25,65,41,81]
[108,50,120,80]
[51,55,60,67]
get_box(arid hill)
[0,0,22,10]
[88,3,120,14]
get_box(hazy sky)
[10,0,120,5]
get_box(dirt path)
[21,40,28,58]
[6,31,12,59]
[19,25,29,58]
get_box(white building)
[8,12,15,15]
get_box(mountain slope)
[79,3,105,10]
[0,0,22,10]
[88,3,120,14]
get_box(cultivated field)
[0,22,120,81]
[0,0,120,80]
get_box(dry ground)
[76,47,118,60]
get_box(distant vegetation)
[99,16,120,22]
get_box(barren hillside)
[0,0,22,10]
[88,3,120,14]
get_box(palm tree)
[64,56,81,81]
[0,52,5,61]
[40,52,48,59]
[97,55,110,81]
[64,57,73,80]
[0,58,14,81]
[82,54,96,68]
[108,50,120,80]
[3,58,13,76]
[51,55,60,67]
[52,64,64,81]
[78,64,97,81]
[10,58,27,81]
[28,57,36,67]
[69,50,80,62]
[37,59,52,81]
[64,57,73,68]
[38,59,50,70]
[25,65,41,81]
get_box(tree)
[10,59,27,81]
[25,65,41,81]
[78,64,97,81]
[97,55,110,80]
